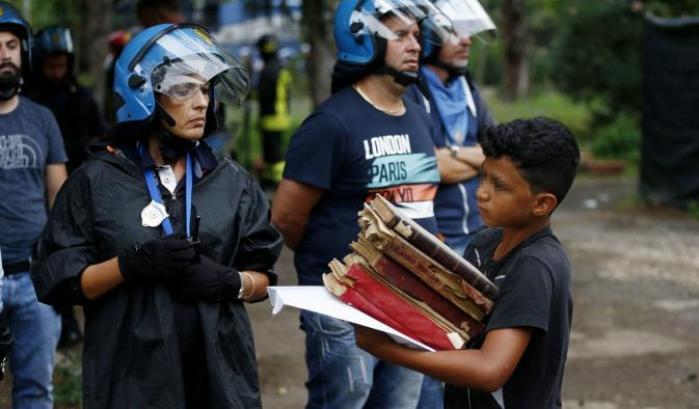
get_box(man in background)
[0,2,67,406]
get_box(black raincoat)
[31,145,283,409]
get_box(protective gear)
[33,26,75,77]
[420,0,495,67]
[156,122,199,163]
[117,237,196,284]
[113,23,249,129]
[0,1,32,99]
[33,25,74,58]
[256,34,279,62]
[333,0,437,86]
[169,254,242,303]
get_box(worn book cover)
[349,239,484,338]
[359,205,493,320]
[324,259,466,350]
[369,194,499,300]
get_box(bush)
[590,114,641,164]
[551,1,643,126]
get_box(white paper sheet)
[267,286,435,351]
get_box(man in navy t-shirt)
[0,3,67,407]
[272,1,441,408]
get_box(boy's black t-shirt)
[444,227,572,409]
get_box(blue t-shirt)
[406,74,494,249]
[284,86,440,285]
[0,97,67,262]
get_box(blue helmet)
[113,23,249,126]
[34,26,74,57]
[334,0,437,67]
[33,26,74,75]
[0,1,32,66]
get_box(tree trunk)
[301,0,336,107]
[82,0,112,111]
[501,0,527,101]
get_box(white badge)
[141,200,169,228]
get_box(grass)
[483,88,594,139]
[54,349,83,408]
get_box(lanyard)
[138,142,193,238]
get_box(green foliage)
[687,201,699,220]
[485,89,593,138]
[590,114,641,164]
[54,350,82,408]
[551,1,643,126]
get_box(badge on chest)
[141,200,169,228]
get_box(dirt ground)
[250,174,699,409]
[1,174,697,408]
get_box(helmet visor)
[140,26,250,108]
[350,0,440,41]
[424,0,495,46]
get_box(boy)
[354,117,580,409]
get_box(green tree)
[551,0,643,125]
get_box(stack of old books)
[323,195,498,351]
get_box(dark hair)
[480,117,580,205]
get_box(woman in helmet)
[31,24,282,409]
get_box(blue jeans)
[2,272,61,409]
[416,376,444,409]
[300,311,423,409]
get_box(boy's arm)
[355,325,532,392]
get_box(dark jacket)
[31,145,283,409]
[30,80,105,173]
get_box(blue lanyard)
[138,142,193,238]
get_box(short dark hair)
[480,117,580,205]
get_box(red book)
[348,242,484,339]
[339,262,462,350]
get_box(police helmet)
[0,1,32,67]
[420,0,495,63]
[113,23,249,127]
[334,0,438,67]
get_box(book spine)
[378,236,492,320]
[369,195,499,299]
[401,229,499,300]
[369,254,484,338]
[346,264,461,351]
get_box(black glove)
[0,310,12,382]
[169,255,242,303]
[117,237,196,284]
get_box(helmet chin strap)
[0,73,22,101]
[154,103,198,164]
[432,59,470,77]
[375,64,419,86]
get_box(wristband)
[237,271,245,300]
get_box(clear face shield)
[138,26,250,108]
[350,0,440,41]
[423,0,496,47]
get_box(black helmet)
[256,34,279,61]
